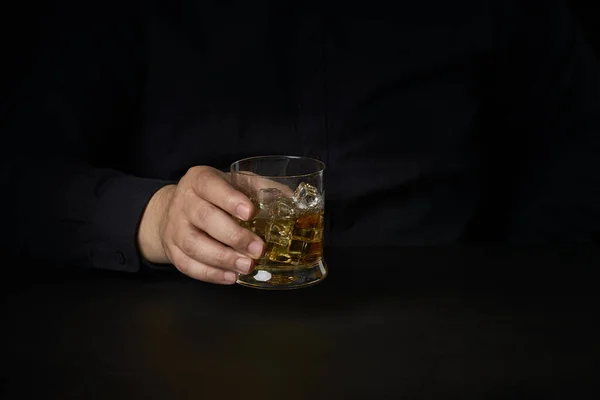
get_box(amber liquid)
[240,210,324,271]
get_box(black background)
[1,0,599,106]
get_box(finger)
[175,224,255,274]
[192,167,255,221]
[185,198,265,259]
[169,245,238,285]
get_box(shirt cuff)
[90,176,176,273]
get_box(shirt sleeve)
[2,158,173,273]
[486,0,600,244]
[0,0,175,272]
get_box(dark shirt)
[2,0,599,272]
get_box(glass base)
[237,259,328,290]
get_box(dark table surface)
[1,246,599,399]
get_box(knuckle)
[195,203,215,228]
[172,253,189,275]
[179,235,197,256]
[213,249,230,265]
[187,165,208,176]
[198,266,213,282]
[226,227,245,247]
[182,186,196,200]
[169,190,185,210]
[195,169,214,194]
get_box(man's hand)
[136,166,265,284]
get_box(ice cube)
[265,219,294,246]
[292,182,322,210]
[257,188,282,210]
[270,197,296,219]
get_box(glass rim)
[230,155,326,179]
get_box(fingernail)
[236,203,252,220]
[224,271,238,284]
[235,257,253,274]
[247,241,264,258]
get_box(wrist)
[137,184,176,264]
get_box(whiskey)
[242,210,324,271]
[239,182,325,271]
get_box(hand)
[137,166,265,284]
